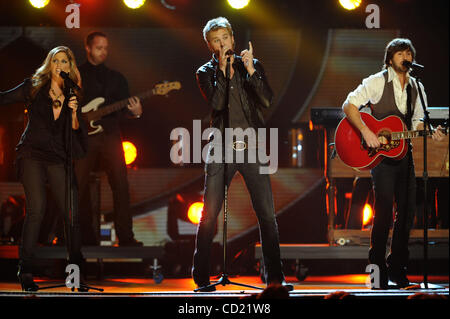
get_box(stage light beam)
[187,202,204,225]
[123,0,146,9]
[122,141,137,165]
[29,0,50,9]
[339,0,362,10]
[227,0,250,10]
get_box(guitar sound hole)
[361,129,400,157]
[376,130,400,152]
[377,130,391,145]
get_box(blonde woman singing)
[0,46,88,291]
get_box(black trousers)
[369,150,416,270]
[75,132,134,244]
[192,152,285,285]
[18,157,83,273]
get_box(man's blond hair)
[202,17,233,43]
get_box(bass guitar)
[81,81,181,135]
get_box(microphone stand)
[413,73,443,290]
[195,56,262,292]
[38,78,102,292]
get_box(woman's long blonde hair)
[30,46,82,99]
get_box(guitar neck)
[94,90,154,118]
[85,81,181,121]
[392,128,446,140]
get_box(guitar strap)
[100,68,109,105]
[358,102,373,113]
[406,83,413,130]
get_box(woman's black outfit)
[0,79,88,288]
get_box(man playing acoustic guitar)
[342,38,445,289]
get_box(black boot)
[17,268,39,292]
[387,266,410,288]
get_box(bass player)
[75,31,143,247]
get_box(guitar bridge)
[367,141,400,157]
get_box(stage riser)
[0,246,163,260]
[255,244,449,260]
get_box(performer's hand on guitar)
[240,41,255,76]
[127,96,142,118]
[360,126,381,148]
[432,125,445,142]
[417,122,446,142]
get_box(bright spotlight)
[123,0,146,9]
[339,0,362,10]
[29,0,50,9]
[228,0,250,10]
[362,203,373,227]
[122,141,137,165]
[187,202,204,225]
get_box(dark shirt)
[0,79,87,163]
[228,74,250,130]
[196,55,273,134]
[79,61,131,134]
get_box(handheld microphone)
[402,60,424,69]
[59,70,72,80]
[59,71,81,90]
[225,49,234,57]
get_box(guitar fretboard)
[391,127,448,140]
[391,130,428,140]
[93,90,156,119]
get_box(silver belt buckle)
[233,141,247,151]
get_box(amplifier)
[428,107,449,126]
[310,107,344,127]
[330,229,449,246]
[428,107,449,119]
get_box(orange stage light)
[122,141,137,165]
[362,203,373,226]
[187,202,204,225]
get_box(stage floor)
[0,274,448,299]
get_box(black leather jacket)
[196,55,273,133]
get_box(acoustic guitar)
[334,112,448,170]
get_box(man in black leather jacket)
[192,17,292,292]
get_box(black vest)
[371,69,417,130]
